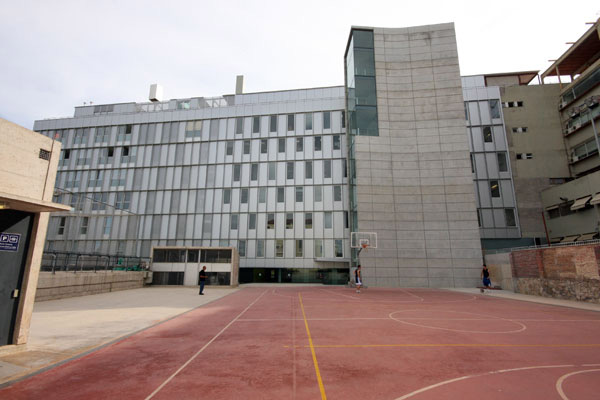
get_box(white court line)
[395,364,575,400]
[319,288,423,303]
[389,310,527,334]
[237,317,390,322]
[144,290,268,400]
[556,368,600,400]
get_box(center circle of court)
[389,309,526,333]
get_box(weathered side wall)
[36,271,145,302]
[484,252,513,291]
[510,245,600,303]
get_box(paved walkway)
[0,286,237,386]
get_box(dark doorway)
[0,210,34,345]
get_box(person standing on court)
[481,264,492,289]
[199,266,207,295]
[355,265,362,294]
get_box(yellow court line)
[299,293,327,400]
[284,343,600,349]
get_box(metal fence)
[484,239,600,255]
[41,251,151,273]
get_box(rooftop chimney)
[236,75,244,95]
[149,84,163,102]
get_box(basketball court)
[1,285,599,399]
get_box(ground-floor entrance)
[239,267,349,285]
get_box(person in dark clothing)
[481,264,492,290]
[355,265,362,294]
[199,266,207,295]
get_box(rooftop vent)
[149,84,163,102]
[236,75,244,95]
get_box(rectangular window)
[483,126,493,143]
[223,189,231,204]
[259,188,266,203]
[305,161,313,179]
[314,239,323,258]
[235,117,244,135]
[233,164,241,182]
[261,139,268,154]
[335,239,343,257]
[512,127,528,133]
[333,135,341,150]
[314,186,322,202]
[267,213,275,229]
[323,111,331,129]
[115,192,131,210]
[324,160,331,178]
[341,110,346,128]
[231,214,239,230]
[241,188,249,204]
[185,121,202,138]
[296,137,303,152]
[314,136,322,151]
[249,213,256,230]
[287,114,295,131]
[497,153,508,172]
[296,186,303,202]
[287,162,294,179]
[277,187,285,203]
[505,209,516,227]
[244,140,251,155]
[269,115,277,132]
[238,240,246,257]
[251,163,258,181]
[286,213,293,229]
[256,239,265,257]
[226,141,234,156]
[516,153,533,160]
[275,239,284,257]
[58,217,66,235]
[324,212,332,229]
[343,159,347,178]
[334,186,342,201]
[268,162,276,180]
[80,217,89,235]
[296,240,303,257]
[489,100,500,119]
[278,138,285,153]
[103,216,113,235]
[252,116,260,134]
[344,211,349,228]
[305,213,313,229]
[490,180,500,198]
[305,113,313,130]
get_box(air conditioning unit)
[572,155,579,162]
[560,101,568,110]
[587,97,599,108]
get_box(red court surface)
[2,287,600,399]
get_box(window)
[512,127,528,133]
[249,213,256,229]
[314,239,323,258]
[335,239,343,257]
[241,188,248,204]
[277,187,285,203]
[233,164,241,181]
[324,212,332,228]
[324,160,331,178]
[305,213,313,229]
[58,217,66,235]
[251,163,258,181]
[287,162,294,179]
[268,162,276,180]
[200,249,232,263]
[252,116,260,134]
[238,240,246,257]
[257,239,265,257]
[341,110,346,128]
[95,126,110,143]
[267,213,275,229]
[489,100,500,119]
[223,189,231,204]
[80,217,89,235]
[497,153,508,172]
[185,121,202,138]
[287,114,295,131]
[344,211,349,228]
[226,141,234,156]
[278,138,285,153]
[296,137,303,152]
[305,113,313,130]
[314,186,322,202]
[305,161,313,179]
[103,216,113,235]
[334,186,342,201]
[516,153,533,160]
[89,170,104,187]
[243,140,251,155]
[121,146,136,163]
[323,111,331,129]
[314,136,322,151]
[92,193,108,211]
[231,214,239,230]
[470,154,475,173]
[490,181,500,198]
[483,126,493,143]
[505,209,516,227]
[259,188,266,203]
[115,192,131,210]
[117,125,132,142]
[286,213,294,229]
[261,139,268,154]
[275,239,284,257]
[343,159,347,178]
[188,250,199,263]
[73,128,87,144]
[296,186,303,202]
[333,135,341,150]
[296,240,303,257]
[111,169,126,187]
[236,117,244,135]
[269,115,277,132]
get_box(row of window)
[464,100,501,122]
[477,208,517,227]
[233,111,340,135]
[571,138,598,162]
[153,249,232,263]
[470,152,509,173]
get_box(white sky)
[1,0,599,129]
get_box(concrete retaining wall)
[36,271,145,302]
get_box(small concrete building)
[0,119,70,348]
